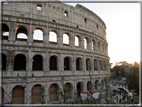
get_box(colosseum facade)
[1,0,111,104]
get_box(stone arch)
[87,81,92,91]
[84,37,89,49]
[98,41,101,52]
[2,88,4,102]
[86,58,91,71]
[75,35,81,47]
[50,55,58,71]
[49,83,59,102]
[76,57,82,71]
[2,23,9,40]
[15,26,28,41]
[2,53,7,70]
[64,56,72,71]
[77,82,83,96]
[94,59,98,70]
[100,60,103,71]
[32,55,43,71]
[12,85,24,104]
[49,30,58,44]
[63,33,71,46]
[92,39,96,50]
[33,28,43,42]
[94,80,99,90]
[31,84,42,104]
[13,54,26,71]
[65,82,73,98]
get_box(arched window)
[49,84,59,101]
[98,42,101,52]
[64,57,71,70]
[12,86,24,104]
[2,88,4,102]
[65,83,72,98]
[86,58,91,71]
[15,26,28,41]
[75,36,80,47]
[31,85,42,104]
[33,29,43,42]
[84,37,88,49]
[2,53,6,70]
[33,55,43,71]
[50,56,57,70]
[100,60,103,71]
[2,24,9,40]
[77,82,83,96]
[92,40,96,50]
[95,80,99,90]
[49,31,57,44]
[63,33,70,46]
[76,57,82,71]
[94,59,98,70]
[87,81,92,91]
[14,54,26,70]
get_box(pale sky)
[64,1,140,67]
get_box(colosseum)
[1,0,111,104]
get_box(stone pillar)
[45,51,48,75]
[45,81,48,104]
[71,31,75,48]
[8,22,16,43]
[83,55,86,74]
[72,54,76,75]
[88,38,92,50]
[44,24,49,46]
[28,50,32,76]
[60,53,63,74]
[27,23,33,44]
[24,83,29,104]
[92,56,94,73]
[58,29,63,48]
[81,36,84,50]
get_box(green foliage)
[126,67,139,94]
[120,67,126,77]
[40,86,45,104]
[60,77,69,104]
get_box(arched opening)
[104,61,106,71]
[33,29,43,42]
[100,60,103,71]
[98,42,101,52]
[64,57,71,71]
[77,82,83,96]
[2,88,4,102]
[49,31,57,44]
[2,53,6,70]
[50,56,57,70]
[102,44,104,53]
[94,59,98,70]
[63,33,70,46]
[75,36,80,47]
[15,26,27,41]
[87,81,92,91]
[49,84,59,101]
[14,54,26,71]
[2,24,9,40]
[84,37,88,49]
[31,85,42,104]
[95,80,99,90]
[33,55,43,71]
[86,58,91,71]
[12,86,24,104]
[76,57,82,71]
[92,40,95,50]
[64,11,68,17]
[65,83,72,98]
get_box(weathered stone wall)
[2,1,111,104]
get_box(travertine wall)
[2,1,111,104]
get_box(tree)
[120,67,126,77]
[134,61,139,67]
[126,67,139,94]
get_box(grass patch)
[119,97,139,104]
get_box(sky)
[63,1,141,67]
